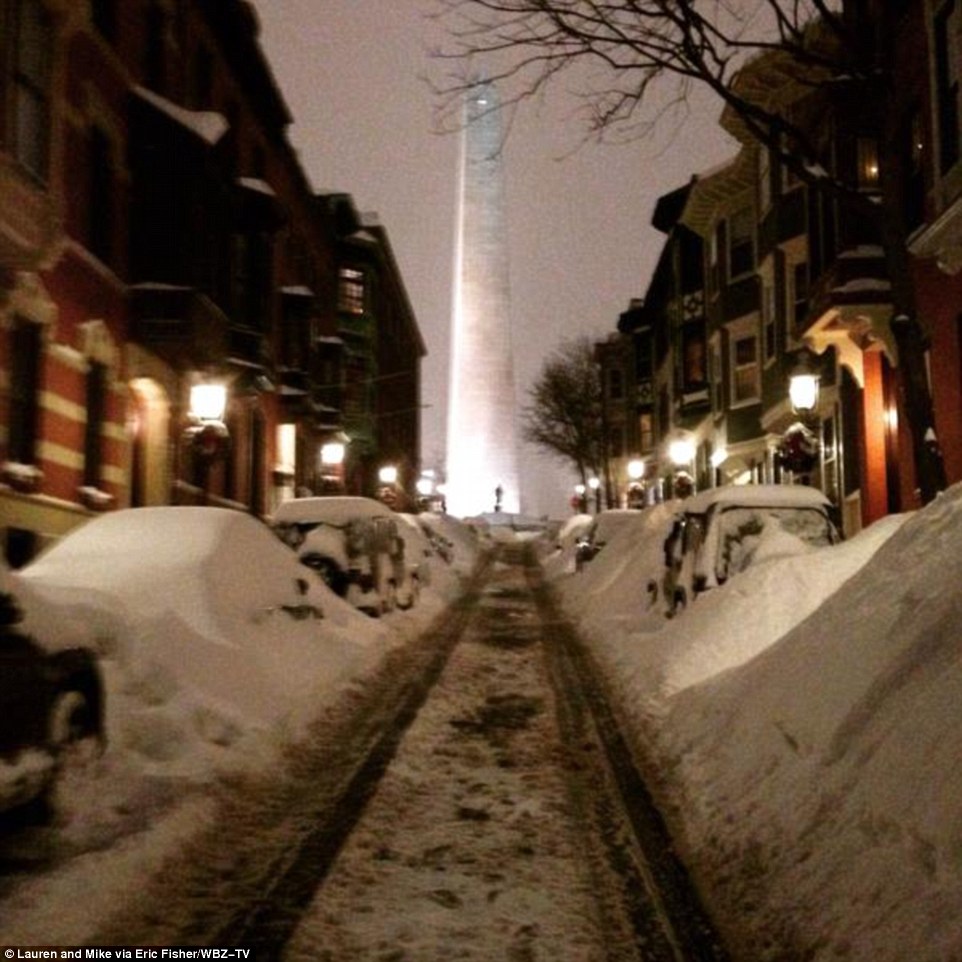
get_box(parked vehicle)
[575,510,645,571]
[273,497,417,615]
[654,484,841,617]
[0,590,104,818]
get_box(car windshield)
[716,506,836,580]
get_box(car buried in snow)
[0,589,104,819]
[272,496,418,616]
[653,484,842,617]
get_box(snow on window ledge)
[1,461,44,493]
[77,485,115,511]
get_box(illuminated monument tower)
[446,82,521,517]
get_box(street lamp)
[789,351,820,417]
[588,475,601,513]
[574,482,587,514]
[626,458,645,509]
[186,380,229,504]
[779,351,822,477]
[319,438,347,494]
[378,464,399,507]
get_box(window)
[338,267,365,314]
[89,126,113,265]
[935,0,961,173]
[681,323,707,391]
[8,317,42,464]
[731,332,760,404]
[857,137,880,190]
[780,134,802,192]
[758,146,772,212]
[904,108,926,230]
[608,367,624,401]
[8,0,53,180]
[792,261,810,328]
[709,223,722,292]
[83,361,107,487]
[639,412,654,453]
[710,340,723,413]
[728,207,755,280]
[763,281,776,362]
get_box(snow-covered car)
[397,514,437,594]
[655,484,841,616]
[0,589,104,818]
[272,496,417,615]
[575,509,645,571]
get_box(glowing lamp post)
[668,436,696,499]
[626,459,645,509]
[378,464,399,507]
[186,381,229,504]
[789,352,820,417]
[779,352,821,477]
[319,438,347,493]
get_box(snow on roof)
[236,176,276,196]
[132,85,228,145]
[272,496,395,526]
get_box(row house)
[321,193,425,507]
[606,1,962,536]
[1,0,425,566]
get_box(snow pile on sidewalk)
[549,486,962,961]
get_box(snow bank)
[651,488,962,961]
[559,483,961,961]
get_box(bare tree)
[522,337,605,505]
[431,0,947,504]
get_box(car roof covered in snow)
[272,496,396,526]
[679,484,832,515]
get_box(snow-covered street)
[1,541,719,960]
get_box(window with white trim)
[731,330,760,405]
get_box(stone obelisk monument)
[446,82,521,517]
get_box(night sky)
[250,0,736,517]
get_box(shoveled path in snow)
[279,542,725,962]
[280,544,636,960]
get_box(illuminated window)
[338,267,365,314]
[731,332,760,405]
